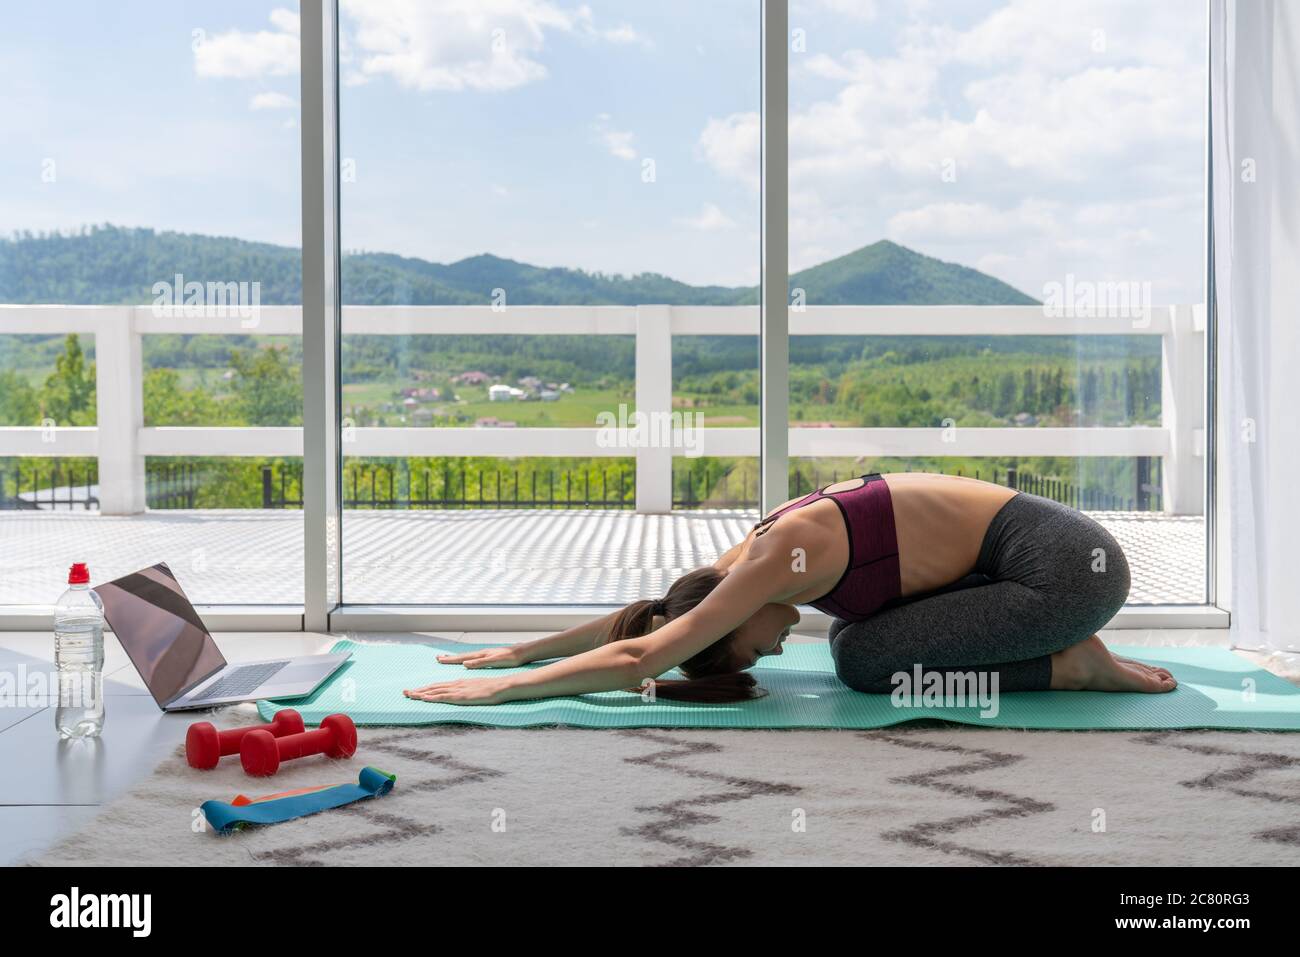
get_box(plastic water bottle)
[54,562,105,739]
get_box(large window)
[336,0,761,605]
[783,0,1208,604]
[0,2,302,605]
[0,1,1212,619]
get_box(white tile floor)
[0,507,1206,607]
[3,626,1287,866]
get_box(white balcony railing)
[0,303,1206,515]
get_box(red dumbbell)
[240,713,357,777]
[185,710,306,770]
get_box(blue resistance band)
[201,766,396,835]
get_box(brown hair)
[602,566,762,703]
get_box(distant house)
[539,389,560,402]
[518,376,543,391]
[489,384,526,402]
[455,371,491,385]
[401,387,440,401]
[1013,412,1038,427]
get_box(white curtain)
[1212,0,1300,652]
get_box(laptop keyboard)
[193,660,291,701]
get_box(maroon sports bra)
[752,473,901,622]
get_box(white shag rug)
[24,706,1300,867]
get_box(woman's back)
[883,473,1017,595]
[735,472,1017,604]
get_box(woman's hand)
[435,646,525,669]
[403,676,519,705]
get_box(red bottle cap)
[68,563,90,585]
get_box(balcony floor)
[2,507,1205,607]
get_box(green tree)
[1022,368,1039,411]
[230,346,302,426]
[0,370,40,425]
[995,371,1017,417]
[42,334,96,425]
[143,368,228,426]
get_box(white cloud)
[600,24,652,48]
[194,8,299,79]
[593,114,637,161]
[270,9,300,34]
[340,0,601,92]
[697,112,760,190]
[809,0,878,23]
[887,200,1059,243]
[249,91,296,111]
[697,0,1206,297]
[677,203,737,231]
[196,1,633,93]
[941,0,1196,74]
[341,0,572,91]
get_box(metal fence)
[263,464,647,509]
[146,463,198,509]
[0,462,198,511]
[0,463,98,510]
[1006,459,1162,512]
[258,460,1161,512]
[0,458,1162,513]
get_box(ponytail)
[640,672,763,703]
[605,598,658,650]
[603,567,764,704]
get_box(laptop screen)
[95,562,226,706]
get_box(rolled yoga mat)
[257,638,1300,731]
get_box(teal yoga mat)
[257,639,1300,731]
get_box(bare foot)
[1050,635,1177,693]
[1112,654,1174,681]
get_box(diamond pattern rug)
[27,710,1300,866]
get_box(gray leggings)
[827,492,1131,693]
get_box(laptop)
[95,562,350,711]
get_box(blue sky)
[1,0,1207,301]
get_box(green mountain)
[0,226,1159,511]
[0,225,1035,306]
[3,225,1094,388]
[790,241,1036,305]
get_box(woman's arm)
[407,634,656,704]
[405,553,800,704]
[434,610,628,669]
[712,539,746,572]
[441,524,762,671]
[509,611,626,663]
